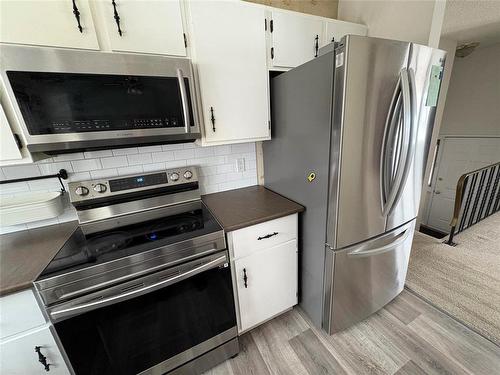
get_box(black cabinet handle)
[258,232,278,240]
[243,268,248,288]
[210,107,216,132]
[314,34,319,57]
[111,0,123,36]
[72,0,83,33]
[34,346,51,372]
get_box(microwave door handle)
[177,68,191,134]
[50,254,227,321]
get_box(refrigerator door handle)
[388,68,418,214]
[381,68,412,216]
[347,226,413,257]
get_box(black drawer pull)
[35,346,51,372]
[258,232,278,240]
[243,268,248,288]
[111,0,123,36]
[71,0,83,33]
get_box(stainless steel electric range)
[34,167,238,375]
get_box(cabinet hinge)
[268,120,271,130]
[271,47,274,59]
[265,19,267,31]
[13,133,23,150]
[270,19,273,33]
[183,33,187,48]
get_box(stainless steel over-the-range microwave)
[0,45,201,154]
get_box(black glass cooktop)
[39,202,221,279]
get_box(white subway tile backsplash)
[127,153,152,165]
[0,142,258,233]
[71,158,102,172]
[2,164,41,180]
[53,152,85,162]
[174,149,195,160]
[139,145,163,153]
[90,168,119,179]
[84,150,113,158]
[117,165,144,176]
[152,151,175,163]
[101,156,128,169]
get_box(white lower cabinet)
[1,325,70,375]
[228,214,298,333]
[0,290,71,374]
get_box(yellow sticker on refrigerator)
[426,65,443,107]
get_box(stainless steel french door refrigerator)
[263,35,446,334]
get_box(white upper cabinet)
[96,0,186,56]
[189,1,270,145]
[269,10,324,69]
[0,0,99,49]
[323,19,368,47]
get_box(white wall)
[338,0,439,45]
[0,142,258,234]
[439,42,500,137]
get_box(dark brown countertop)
[202,185,304,232]
[0,221,78,296]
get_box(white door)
[189,0,270,145]
[234,240,298,332]
[426,137,500,232]
[0,326,71,375]
[0,104,22,162]
[322,19,367,47]
[270,10,323,68]
[98,0,186,56]
[0,0,99,49]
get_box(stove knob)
[183,170,193,180]
[170,172,180,182]
[75,186,89,196]
[93,183,107,193]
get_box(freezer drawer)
[323,220,415,334]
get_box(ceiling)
[441,0,500,47]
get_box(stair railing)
[447,161,500,245]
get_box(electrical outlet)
[236,158,246,172]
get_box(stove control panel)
[69,167,198,204]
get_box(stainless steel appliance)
[0,45,200,154]
[34,167,238,374]
[263,35,446,333]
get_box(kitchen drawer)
[0,325,70,374]
[228,214,297,260]
[0,289,45,340]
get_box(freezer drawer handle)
[258,232,278,240]
[243,268,248,288]
[347,227,412,258]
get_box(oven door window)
[7,71,194,135]
[54,263,235,375]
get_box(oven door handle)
[50,254,227,321]
[177,68,191,134]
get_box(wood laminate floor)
[204,290,500,375]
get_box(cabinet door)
[99,0,186,56]
[234,240,298,332]
[270,11,323,68]
[323,19,368,47]
[0,0,99,49]
[190,1,270,144]
[0,325,70,375]
[0,103,22,162]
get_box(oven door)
[49,251,237,375]
[0,45,200,153]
